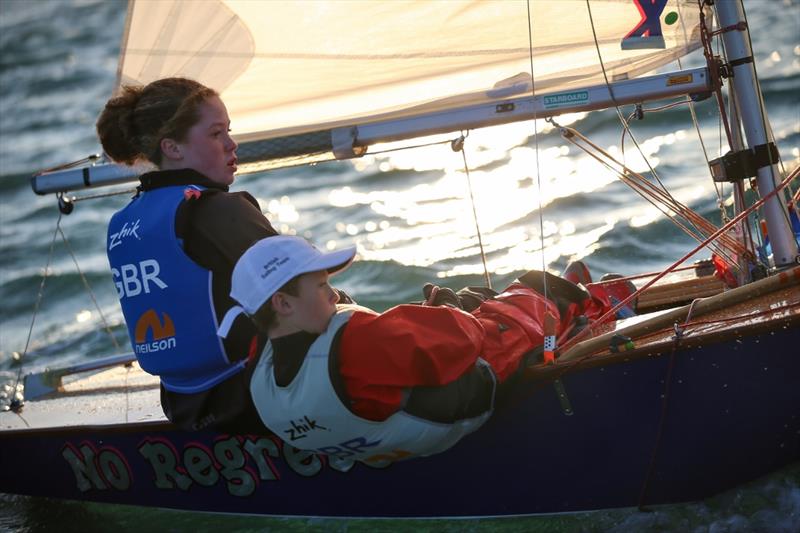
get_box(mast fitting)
[711,21,748,37]
[331,126,367,160]
[709,142,779,183]
[728,55,754,68]
[57,193,75,215]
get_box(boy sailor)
[222,236,498,465]
[224,236,615,464]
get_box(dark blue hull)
[1,324,798,517]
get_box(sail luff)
[112,1,136,96]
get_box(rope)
[709,9,760,272]
[552,121,751,266]
[703,4,754,253]
[737,0,795,233]
[637,336,678,510]
[637,295,702,509]
[57,226,121,351]
[365,136,458,157]
[584,0,687,232]
[455,133,492,289]
[698,3,736,151]
[560,164,799,356]
[65,188,137,203]
[35,153,102,174]
[585,0,744,271]
[9,204,127,412]
[525,0,548,303]
[9,213,63,413]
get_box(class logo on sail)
[134,309,176,354]
[621,0,678,50]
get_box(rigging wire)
[8,213,63,415]
[619,97,690,194]
[709,0,798,265]
[8,202,126,413]
[701,0,795,257]
[57,225,121,351]
[698,2,737,151]
[36,153,103,174]
[694,6,728,208]
[583,0,743,275]
[552,120,749,266]
[559,164,799,355]
[63,187,137,204]
[365,136,459,157]
[725,96,761,269]
[454,133,492,289]
[708,5,761,273]
[371,132,495,288]
[619,93,737,251]
[526,0,548,303]
[737,0,797,233]
[583,0,693,237]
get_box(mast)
[715,0,799,267]
[727,93,751,284]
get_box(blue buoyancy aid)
[107,185,245,393]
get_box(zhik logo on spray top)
[134,309,176,354]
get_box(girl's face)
[176,96,238,185]
[284,270,340,334]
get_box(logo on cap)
[261,256,290,279]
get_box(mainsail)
[117,0,706,170]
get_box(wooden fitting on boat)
[559,266,800,363]
[636,275,726,312]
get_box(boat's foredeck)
[1,362,165,432]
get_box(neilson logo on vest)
[134,309,176,354]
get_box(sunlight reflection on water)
[323,117,708,276]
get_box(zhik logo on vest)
[134,309,176,354]
[108,219,141,251]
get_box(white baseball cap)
[230,235,356,315]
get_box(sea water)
[0,0,798,530]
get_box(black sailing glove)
[421,283,463,309]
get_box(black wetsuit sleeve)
[402,365,495,422]
[176,190,278,361]
[179,190,278,271]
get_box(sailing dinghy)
[2,0,799,518]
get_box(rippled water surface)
[0,0,798,530]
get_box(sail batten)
[119,0,707,152]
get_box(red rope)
[560,166,799,354]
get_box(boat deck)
[1,362,165,432]
[3,266,798,433]
[548,266,800,371]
